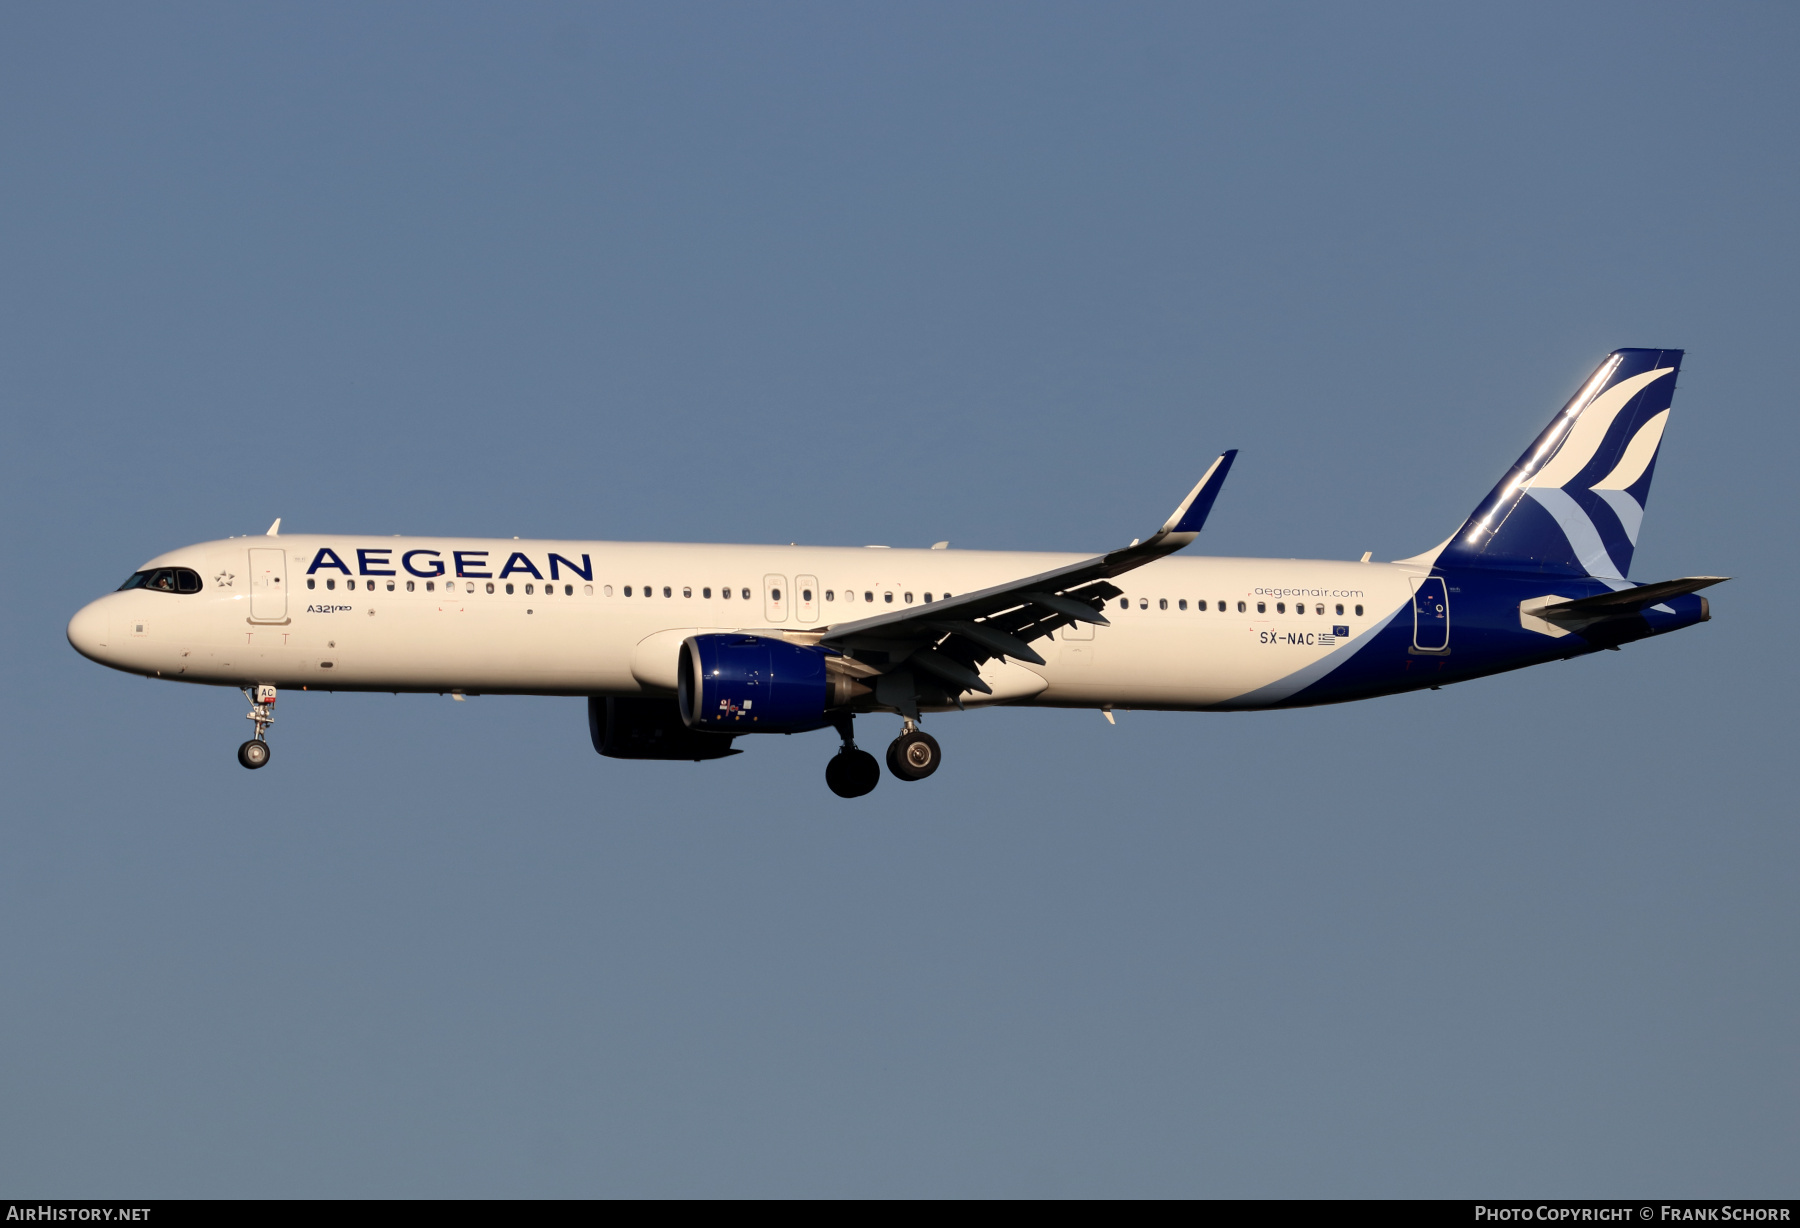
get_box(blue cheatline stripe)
[1216,600,1407,709]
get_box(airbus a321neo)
[68,349,1723,797]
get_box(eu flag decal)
[1333,624,1349,638]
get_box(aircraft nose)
[67,598,113,664]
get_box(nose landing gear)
[825,714,880,798]
[238,685,275,770]
[886,720,941,781]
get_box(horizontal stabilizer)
[1540,576,1727,619]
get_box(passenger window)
[722,587,731,599]
[1354,604,1363,616]
[1276,602,1285,613]
[583,585,591,595]
[1315,603,1324,615]
[924,593,932,603]
[825,590,834,601]
[568,585,576,596]
[663,586,671,598]
[466,581,475,593]
[386,580,395,591]
[864,591,873,603]
[904,592,913,604]
[426,581,435,592]
[1119,598,1128,610]
[1140,598,1149,609]
[367,580,375,591]
[1255,601,1264,613]
[1159,599,1167,610]
[326,579,336,591]
[624,586,632,597]
[307,578,316,590]
[524,583,534,595]
[407,580,415,592]
[505,583,514,595]
[1179,599,1188,610]
[741,588,750,600]
[702,587,711,598]
[486,582,496,594]
[1335,603,1344,615]
[683,587,692,598]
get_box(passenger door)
[763,574,789,624]
[249,548,287,621]
[1411,576,1449,651]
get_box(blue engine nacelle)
[679,634,838,734]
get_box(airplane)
[67,348,1723,798]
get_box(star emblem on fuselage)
[215,571,235,587]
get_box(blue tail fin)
[1434,348,1683,578]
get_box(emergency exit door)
[763,575,789,624]
[249,548,287,621]
[794,575,819,623]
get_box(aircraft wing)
[815,451,1236,710]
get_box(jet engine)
[679,634,863,734]
[589,695,739,760]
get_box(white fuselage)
[68,535,1422,711]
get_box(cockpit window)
[117,568,204,594]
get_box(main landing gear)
[886,720,941,782]
[825,714,881,798]
[238,684,275,770]
[823,716,945,797]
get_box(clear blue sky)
[2,2,1795,1196]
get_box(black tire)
[826,749,880,798]
[237,740,271,770]
[887,730,941,781]
[846,748,880,795]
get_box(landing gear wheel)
[887,730,941,781]
[237,739,271,770]
[826,749,881,798]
